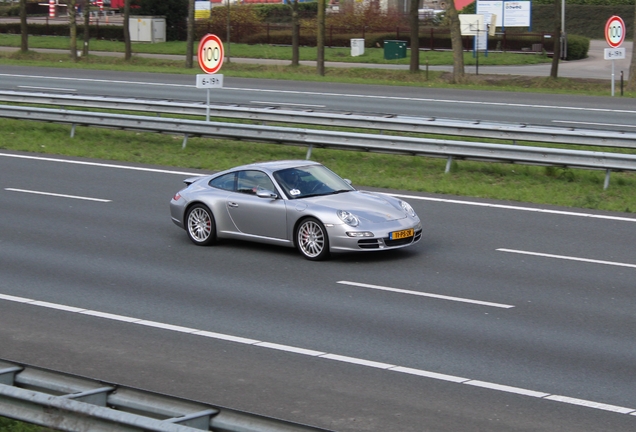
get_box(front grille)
[385,237,414,247]
[358,239,381,249]
[357,229,422,249]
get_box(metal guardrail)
[0,359,329,432]
[1,104,635,189]
[2,90,636,150]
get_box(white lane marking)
[5,188,111,202]
[2,152,635,224]
[545,395,635,414]
[552,120,636,129]
[3,73,636,115]
[0,153,201,176]
[465,381,549,398]
[249,100,326,108]
[0,292,634,416]
[497,248,636,269]
[337,280,514,309]
[18,85,76,92]
[0,73,192,88]
[389,193,636,223]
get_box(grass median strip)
[1,117,635,213]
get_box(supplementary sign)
[196,74,224,88]
[604,47,626,60]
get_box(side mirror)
[256,189,278,199]
[344,179,352,185]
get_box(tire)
[185,204,216,246]
[296,218,330,261]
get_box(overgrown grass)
[2,118,634,213]
[0,416,54,432]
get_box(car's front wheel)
[186,204,216,246]
[296,218,330,261]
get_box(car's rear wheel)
[296,218,329,261]
[186,204,216,246]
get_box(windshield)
[273,165,355,199]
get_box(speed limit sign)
[198,34,224,74]
[605,16,625,48]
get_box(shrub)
[565,34,590,60]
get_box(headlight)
[400,200,416,217]
[337,210,359,227]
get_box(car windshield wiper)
[300,189,352,199]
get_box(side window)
[209,173,236,191]
[236,170,276,195]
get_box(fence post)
[503,29,507,52]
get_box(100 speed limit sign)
[198,34,224,74]
[605,16,625,48]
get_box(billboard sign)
[476,0,531,28]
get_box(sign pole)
[611,60,615,96]
[206,88,210,122]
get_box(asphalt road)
[1,151,635,431]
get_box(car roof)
[231,160,321,174]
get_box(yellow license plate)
[389,228,414,240]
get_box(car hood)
[304,191,406,223]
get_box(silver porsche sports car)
[170,160,422,260]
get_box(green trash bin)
[384,40,407,60]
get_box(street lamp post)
[561,0,567,60]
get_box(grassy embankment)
[1,34,635,213]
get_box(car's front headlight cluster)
[399,200,416,218]
[337,210,360,227]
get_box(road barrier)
[0,359,329,432]
[2,91,636,150]
[1,103,635,189]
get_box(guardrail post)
[306,145,313,160]
[70,124,76,138]
[604,169,611,190]
[182,135,188,149]
[445,156,453,173]
[0,367,22,385]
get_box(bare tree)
[626,3,636,91]
[19,0,28,52]
[409,0,419,73]
[68,0,78,62]
[186,0,195,68]
[291,0,300,66]
[445,0,464,81]
[317,0,325,76]
[124,0,131,61]
[550,0,561,79]
[82,0,90,57]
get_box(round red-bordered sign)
[605,16,625,48]
[198,34,224,74]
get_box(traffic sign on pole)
[197,34,224,74]
[605,15,625,48]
